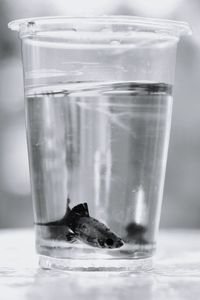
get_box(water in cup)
[26,81,172,261]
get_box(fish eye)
[105,238,114,246]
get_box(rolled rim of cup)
[8,15,192,38]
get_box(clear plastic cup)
[9,16,191,271]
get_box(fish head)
[74,217,124,249]
[97,230,124,249]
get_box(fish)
[36,198,124,249]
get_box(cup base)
[39,255,153,272]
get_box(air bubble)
[110,40,121,46]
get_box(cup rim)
[8,15,192,38]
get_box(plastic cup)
[9,16,191,271]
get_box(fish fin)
[86,236,95,243]
[66,231,77,243]
[71,203,90,217]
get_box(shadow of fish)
[125,222,148,245]
[37,198,123,249]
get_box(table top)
[0,229,200,300]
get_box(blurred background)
[0,0,199,229]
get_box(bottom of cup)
[39,255,154,272]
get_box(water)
[26,81,172,268]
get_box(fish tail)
[34,220,60,226]
[34,222,45,226]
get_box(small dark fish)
[125,222,148,245]
[36,198,123,249]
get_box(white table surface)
[0,229,200,300]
